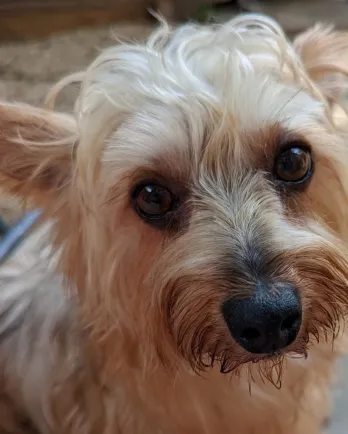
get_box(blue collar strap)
[0,209,42,265]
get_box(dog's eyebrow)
[128,167,185,189]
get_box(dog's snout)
[222,283,302,354]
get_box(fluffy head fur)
[1,13,348,433]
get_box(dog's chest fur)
[0,225,340,434]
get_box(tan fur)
[0,13,348,434]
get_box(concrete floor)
[0,20,347,434]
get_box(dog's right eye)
[274,145,313,184]
[133,183,176,220]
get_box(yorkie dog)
[0,13,348,434]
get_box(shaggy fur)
[0,13,348,434]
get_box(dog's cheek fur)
[272,243,348,337]
[59,194,166,354]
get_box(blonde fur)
[0,13,348,434]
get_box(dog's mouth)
[173,308,337,386]
[202,326,312,376]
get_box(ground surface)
[0,20,347,434]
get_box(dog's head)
[1,15,348,379]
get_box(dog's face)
[1,15,348,379]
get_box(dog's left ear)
[0,103,76,207]
[293,25,348,103]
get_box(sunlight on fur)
[0,13,348,434]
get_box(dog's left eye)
[274,145,312,184]
[134,184,176,220]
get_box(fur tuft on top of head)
[47,14,348,120]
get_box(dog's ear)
[0,103,76,207]
[293,25,348,104]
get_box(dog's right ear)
[0,103,76,208]
[293,24,348,104]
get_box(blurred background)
[0,1,348,433]
[1,0,348,112]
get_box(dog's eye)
[134,184,175,219]
[275,146,312,183]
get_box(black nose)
[222,283,302,354]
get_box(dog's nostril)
[240,327,260,342]
[280,313,301,332]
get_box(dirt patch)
[0,23,153,108]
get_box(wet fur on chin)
[0,12,348,434]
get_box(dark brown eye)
[275,146,312,183]
[134,184,175,219]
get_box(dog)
[0,13,348,434]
